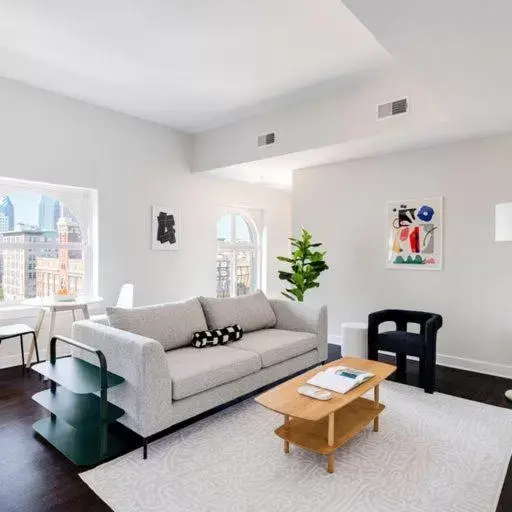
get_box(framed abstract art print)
[387,197,443,270]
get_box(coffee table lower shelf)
[275,397,384,463]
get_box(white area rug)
[81,381,512,512]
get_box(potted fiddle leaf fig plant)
[277,228,329,302]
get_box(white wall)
[293,134,512,377]
[0,78,291,367]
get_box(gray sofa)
[71,291,327,452]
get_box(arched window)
[216,211,259,298]
[0,187,90,304]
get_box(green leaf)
[278,271,293,282]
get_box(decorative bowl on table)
[53,290,77,302]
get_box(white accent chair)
[115,283,134,308]
[90,283,134,322]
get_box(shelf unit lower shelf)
[31,354,126,466]
[33,417,126,466]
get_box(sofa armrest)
[71,320,173,438]
[269,299,328,361]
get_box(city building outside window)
[0,179,97,306]
[216,210,260,298]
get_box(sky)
[217,213,252,242]
[1,191,41,225]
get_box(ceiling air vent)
[257,132,276,147]
[378,97,408,120]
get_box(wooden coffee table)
[255,357,396,473]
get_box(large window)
[0,179,97,305]
[216,211,260,298]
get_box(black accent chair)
[368,310,443,393]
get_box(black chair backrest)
[369,309,443,333]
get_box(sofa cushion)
[166,346,261,400]
[199,290,276,332]
[233,329,318,368]
[106,298,207,351]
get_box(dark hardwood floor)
[1,344,511,512]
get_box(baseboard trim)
[328,335,512,379]
[379,351,512,379]
[436,354,512,380]
[0,349,70,370]
[328,334,342,346]
[0,353,28,369]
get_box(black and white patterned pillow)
[192,324,243,348]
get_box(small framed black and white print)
[151,205,180,251]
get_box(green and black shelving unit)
[31,335,126,466]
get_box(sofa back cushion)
[199,290,277,333]
[106,298,207,351]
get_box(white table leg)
[26,308,46,368]
[82,305,90,320]
[72,309,77,322]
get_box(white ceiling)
[0,0,389,132]
[2,0,511,190]
[212,0,512,189]
[343,0,512,127]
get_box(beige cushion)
[199,290,276,332]
[233,329,319,368]
[106,298,207,351]
[166,346,261,400]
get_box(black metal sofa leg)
[143,438,148,460]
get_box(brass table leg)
[373,384,380,432]
[327,412,334,473]
[283,415,290,454]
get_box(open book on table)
[307,366,374,394]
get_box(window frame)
[216,207,262,298]
[0,177,98,309]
